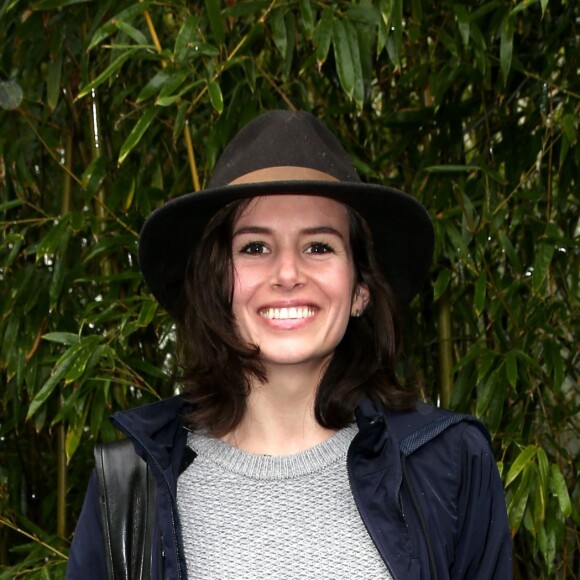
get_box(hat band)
[229,166,340,185]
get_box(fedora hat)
[139,110,434,317]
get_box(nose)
[270,248,305,289]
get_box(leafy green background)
[1,0,578,577]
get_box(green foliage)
[1,0,578,576]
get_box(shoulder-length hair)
[178,197,416,435]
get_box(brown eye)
[240,241,269,255]
[305,242,334,254]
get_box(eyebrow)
[233,226,345,240]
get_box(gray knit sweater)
[177,426,392,579]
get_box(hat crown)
[208,110,361,188]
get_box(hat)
[139,110,434,317]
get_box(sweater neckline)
[186,425,358,480]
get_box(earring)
[353,309,361,318]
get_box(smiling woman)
[67,111,512,580]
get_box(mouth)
[259,306,317,320]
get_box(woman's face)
[231,195,369,371]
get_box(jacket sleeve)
[66,470,108,580]
[450,425,513,580]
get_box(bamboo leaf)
[560,113,577,144]
[137,69,171,103]
[26,345,82,420]
[208,81,224,114]
[155,79,205,107]
[65,338,101,383]
[205,0,225,44]
[377,0,393,54]
[299,0,314,37]
[158,70,191,99]
[454,4,470,47]
[126,357,168,379]
[476,366,501,417]
[536,449,549,488]
[36,218,70,259]
[550,465,571,517]
[531,243,555,291]
[538,525,556,571]
[43,332,80,345]
[500,15,515,85]
[283,12,295,77]
[473,270,486,316]
[498,230,522,273]
[81,155,108,198]
[505,351,517,388]
[83,234,136,262]
[385,0,402,66]
[49,256,67,310]
[223,0,270,17]
[88,4,149,50]
[174,15,200,61]
[344,19,364,108]
[113,19,148,46]
[313,9,333,66]
[118,107,160,165]
[270,8,287,59]
[78,49,138,98]
[433,269,452,301]
[33,0,92,8]
[173,101,188,140]
[485,374,505,433]
[333,19,354,99]
[348,5,379,26]
[136,299,158,327]
[0,199,25,212]
[506,445,537,487]
[424,164,481,173]
[508,462,533,533]
[450,362,477,410]
[476,350,496,383]
[510,0,539,15]
[533,469,546,529]
[46,51,63,111]
[65,418,84,461]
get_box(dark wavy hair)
[178,198,416,435]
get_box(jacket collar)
[110,395,398,469]
[110,395,189,472]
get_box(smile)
[259,307,317,320]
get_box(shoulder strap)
[94,439,157,580]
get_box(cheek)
[232,265,260,312]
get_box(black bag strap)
[94,439,157,580]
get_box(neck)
[223,361,336,455]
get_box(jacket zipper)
[346,430,398,579]
[112,421,184,580]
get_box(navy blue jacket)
[67,396,512,579]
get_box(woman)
[67,110,512,579]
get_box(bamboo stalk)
[143,9,165,67]
[88,88,111,277]
[437,290,453,408]
[184,122,200,192]
[56,411,67,538]
[56,131,73,539]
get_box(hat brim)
[138,181,434,317]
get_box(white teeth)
[260,307,316,320]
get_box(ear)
[351,283,370,317]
